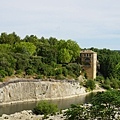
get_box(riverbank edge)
[0,89,106,120]
[0,88,105,106]
[0,78,105,106]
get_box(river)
[0,92,95,116]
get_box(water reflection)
[0,93,95,116]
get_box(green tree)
[58,48,72,64]
[64,104,88,120]
[0,32,8,44]
[0,44,13,53]
[90,90,120,119]
[66,40,81,62]
[13,53,30,71]
[14,42,36,56]
[0,32,20,44]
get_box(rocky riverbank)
[0,78,86,105]
[0,110,66,120]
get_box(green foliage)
[85,79,96,90]
[15,69,23,75]
[58,39,80,63]
[0,32,20,44]
[90,48,120,79]
[0,70,8,78]
[65,90,120,120]
[95,75,104,83]
[33,101,58,115]
[25,68,34,75]
[58,48,72,64]
[13,53,30,71]
[0,32,81,80]
[0,44,13,53]
[101,77,120,90]
[102,84,111,90]
[66,40,81,62]
[90,90,120,119]
[64,104,87,120]
[14,42,36,56]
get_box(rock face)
[0,79,86,105]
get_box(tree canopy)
[0,32,81,81]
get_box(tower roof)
[80,50,96,54]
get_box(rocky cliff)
[0,79,86,105]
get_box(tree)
[0,32,20,44]
[90,90,120,119]
[64,104,88,120]
[90,48,120,79]
[57,40,81,63]
[0,32,8,44]
[66,40,81,62]
[13,53,30,71]
[14,42,36,56]
[58,48,72,64]
[23,35,38,45]
[0,44,13,53]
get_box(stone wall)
[0,79,86,105]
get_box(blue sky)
[0,0,120,50]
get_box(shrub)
[33,101,58,115]
[6,68,14,76]
[96,75,104,83]
[25,68,34,75]
[0,70,8,78]
[102,84,111,90]
[15,69,23,74]
[85,79,96,90]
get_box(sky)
[0,0,120,50]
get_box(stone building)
[80,50,97,79]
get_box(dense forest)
[1,32,120,89]
[0,32,81,81]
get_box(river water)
[0,92,95,116]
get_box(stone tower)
[80,50,97,79]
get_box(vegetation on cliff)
[0,32,81,81]
[1,32,120,91]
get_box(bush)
[33,101,58,115]
[15,69,23,75]
[64,104,87,120]
[6,68,14,76]
[85,79,96,90]
[96,75,104,83]
[25,68,34,75]
[0,70,8,78]
[102,84,111,90]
